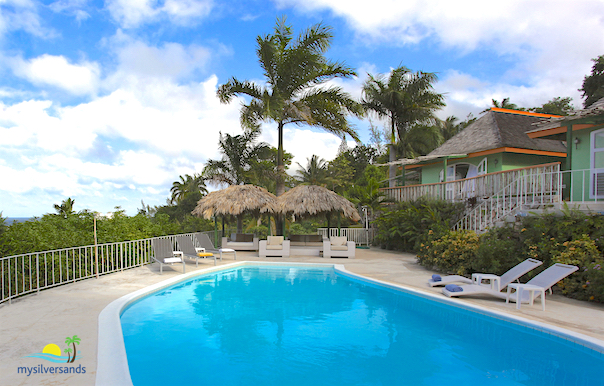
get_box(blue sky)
[1,0,604,217]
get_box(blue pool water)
[121,266,604,386]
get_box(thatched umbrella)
[276,185,360,234]
[192,185,277,234]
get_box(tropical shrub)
[373,198,464,252]
[473,227,524,276]
[551,235,604,302]
[416,230,479,275]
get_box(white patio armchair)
[259,236,291,257]
[323,236,355,258]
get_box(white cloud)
[106,31,211,82]
[277,0,604,111]
[105,0,213,28]
[10,54,100,95]
[49,0,90,22]
[0,0,53,39]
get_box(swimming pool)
[114,264,604,386]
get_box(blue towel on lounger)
[432,274,441,282]
[445,284,463,292]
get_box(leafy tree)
[295,155,329,186]
[216,17,363,201]
[326,155,353,194]
[346,177,391,216]
[580,54,604,108]
[170,174,207,204]
[438,116,461,141]
[362,65,444,186]
[482,98,526,112]
[54,198,75,218]
[203,130,272,187]
[530,97,574,115]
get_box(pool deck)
[1,247,603,386]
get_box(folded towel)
[432,274,441,282]
[445,284,463,292]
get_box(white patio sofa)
[323,236,355,258]
[259,236,291,257]
[221,233,259,251]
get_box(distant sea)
[5,217,33,224]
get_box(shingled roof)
[531,97,604,131]
[428,109,566,157]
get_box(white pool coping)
[96,261,604,386]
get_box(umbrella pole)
[338,215,341,237]
[222,217,225,240]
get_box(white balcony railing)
[380,162,562,204]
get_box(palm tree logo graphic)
[64,335,81,363]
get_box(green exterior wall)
[418,153,563,185]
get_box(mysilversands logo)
[19,334,86,376]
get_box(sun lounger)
[175,235,216,266]
[151,238,185,274]
[428,258,543,290]
[443,263,579,310]
[194,232,236,260]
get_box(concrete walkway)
[1,248,603,386]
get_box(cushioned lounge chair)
[175,235,216,266]
[194,232,236,260]
[428,258,543,289]
[151,238,185,274]
[442,263,579,310]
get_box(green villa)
[414,108,566,186]
[381,105,604,232]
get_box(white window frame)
[591,129,604,199]
[477,157,487,175]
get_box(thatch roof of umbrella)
[192,184,277,219]
[276,185,361,222]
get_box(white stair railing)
[454,165,562,232]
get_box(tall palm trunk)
[388,117,397,188]
[275,121,285,235]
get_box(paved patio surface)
[1,247,603,386]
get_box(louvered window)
[591,129,604,198]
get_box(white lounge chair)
[443,263,579,310]
[428,258,543,289]
[151,239,185,274]
[194,232,236,260]
[175,235,216,266]
[259,236,290,257]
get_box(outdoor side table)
[472,273,501,292]
[506,283,546,311]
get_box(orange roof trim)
[527,123,596,138]
[490,107,563,118]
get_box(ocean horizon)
[5,217,34,224]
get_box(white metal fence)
[317,228,375,245]
[0,231,215,305]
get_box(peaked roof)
[428,109,567,157]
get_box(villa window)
[591,129,604,198]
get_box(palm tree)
[217,18,363,201]
[170,174,207,204]
[295,155,329,186]
[203,131,272,187]
[362,66,444,187]
[64,347,72,363]
[65,335,80,363]
[54,198,75,218]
